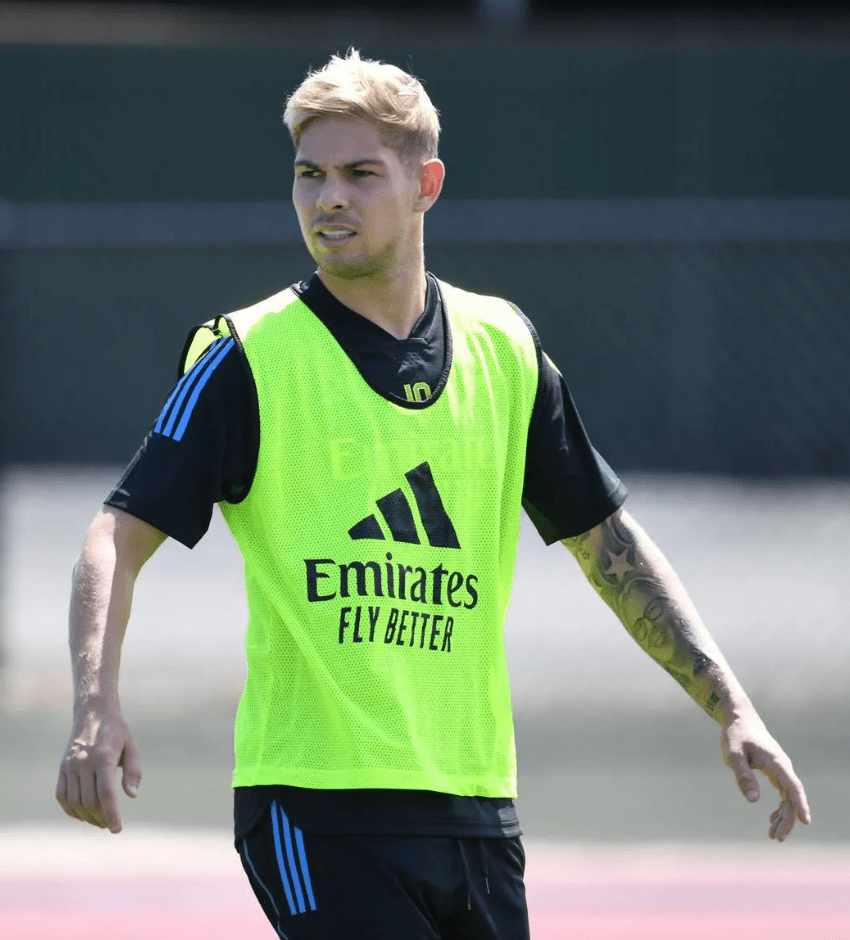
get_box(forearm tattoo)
[563,511,728,720]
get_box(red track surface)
[2,835,848,939]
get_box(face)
[292,116,441,282]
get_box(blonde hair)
[283,49,440,165]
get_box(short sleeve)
[105,333,258,548]
[521,346,627,544]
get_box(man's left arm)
[563,507,811,841]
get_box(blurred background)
[1,1,848,853]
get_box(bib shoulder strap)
[176,286,299,378]
[177,315,232,377]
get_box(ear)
[416,158,445,210]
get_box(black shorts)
[236,798,531,940]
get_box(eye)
[297,168,323,179]
[351,168,375,178]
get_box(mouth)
[315,226,357,247]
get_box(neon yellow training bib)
[188,280,539,798]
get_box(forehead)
[295,116,400,167]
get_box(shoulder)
[437,278,515,318]
[179,286,304,375]
[436,278,537,347]
[227,285,303,342]
[436,278,542,373]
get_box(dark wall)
[8,240,849,475]
[3,34,849,474]
[3,40,850,201]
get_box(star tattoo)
[605,548,633,583]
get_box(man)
[57,50,810,940]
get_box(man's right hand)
[56,705,142,834]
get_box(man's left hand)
[721,711,811,841]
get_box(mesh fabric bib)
[191,280,539,797]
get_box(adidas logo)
[348,462,460,549]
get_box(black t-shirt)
[106,272,627,842]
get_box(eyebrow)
[293,159,388,170]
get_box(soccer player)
[56,50,810,940]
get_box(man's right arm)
[56,318,257,832]
[55,507,167,833]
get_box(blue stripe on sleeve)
[280,806,307,915]
[163,338,233,440]
[294,827,317,912]
[270,800,298,916]
[170,338,234,441]
[160,363,205,438]
[153,336,226,435]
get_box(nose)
[317,175,349,213]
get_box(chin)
[318,257,384,281]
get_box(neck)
[317,264,427,341]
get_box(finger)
[95,766,123,834]
[762,759,811,827]
[63,769,84,820]
[778,801,795,841]
[726,750,760,803]
[64,771,97,825]
[786,774,812,826]
[78,770,107,829]
[55,769,68,809]
[120,739,142,798]
[770,800,796,842]
[56,770,81,821]
[769,802,785,840]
